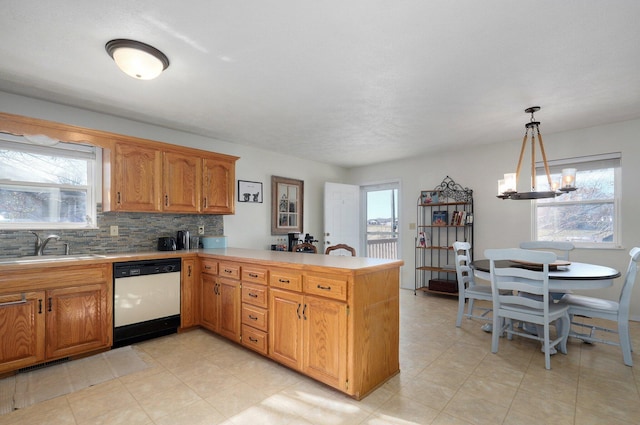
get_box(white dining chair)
[485,248,571,370]
[519,241,575,261]
[454,241,492,327]
[560,246,640,366]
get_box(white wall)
[0,91,347,250]
[347,118,640,320]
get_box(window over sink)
[533,152,620,248]
[0,133,98,229]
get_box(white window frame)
[533,153,621,249]
[0,134,99,230]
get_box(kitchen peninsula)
[0,248,403,400]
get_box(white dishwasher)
[113,258,181,347]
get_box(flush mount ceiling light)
[105,39,169,80]
[497,106,577,200]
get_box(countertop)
[0,247,404,273]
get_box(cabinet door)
[163,151,201,212]
[202,157,235,214]
[0,291,45,374]
[269,288,303,370]
[112,142,162,212]
[200,273,219,332]
[181,259,199,328]
[217,277,241,342]
[45,283,109,359]
[302,295,348,389]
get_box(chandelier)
[497,106,577,200]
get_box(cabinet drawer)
[241,324,268,356]
[304,275,348,301]
[242,267,267,285]
[269,269,302,292]
[241,303,268,331]
[241,282,268,308]
[200,259,218,275]
[218,262,240,279]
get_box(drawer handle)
[317,284,332,291]
[249,337,258,343]
[279,278,290,284]
[248,314,258,321]
[224,269,233,274]
[204,265,212,270]
[0,293,27,307]
[248,293,258,298]
[248,273,259,278]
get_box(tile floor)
[2,289,639,425]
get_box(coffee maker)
[287,232,300,252]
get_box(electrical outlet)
[409,223,416,230]
[110,225,119,236]
[198,225,205,235]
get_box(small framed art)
[238,180,263,203]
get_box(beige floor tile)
[205,380,270,418]
[154,399,226,425]
[137,382,201,421]
[369,394,440,425]
[67,380,139,423]
[505,390,575,425]
[76,403,152,425]
[0,395,75,425]
[442,392,509,425]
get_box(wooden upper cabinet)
[163,150,202,213]
[109,142,163,212]
[104,141,238,214]
[202,156,235,214]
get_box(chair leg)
[558,314,569,355]
[619,320,633,367]
[543,323,551,370]
[491,315,501,354]
[456,295,465,327]
[467,298,475,318]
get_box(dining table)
[471,259,621,291]
[471,259,622,351]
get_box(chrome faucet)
[31,231,61,256]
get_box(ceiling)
[1,1,639,168]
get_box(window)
[0,134,97,229]
[534,153,621,248]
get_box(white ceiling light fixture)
[497,106,578,200]
[105,39,169,80]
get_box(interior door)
[324,182,360,255]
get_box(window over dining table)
[0,133,98,229]
[533,153,620,248]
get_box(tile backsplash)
[0,205,223,258]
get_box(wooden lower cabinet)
[217,278,241,341]
[0,291,45,373]
[45,283,110,359]
[269,289,303,369]
[302,295,347,388]
[0,264,112,374]
[180,258,199,329]
[200,262,241,342]
[269,288,347,390]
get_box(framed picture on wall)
[271,175,304,235]
[238,180,263,203]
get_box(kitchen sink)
[0,254,108,265]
